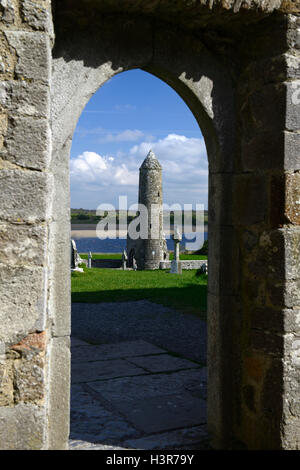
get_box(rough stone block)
[245,228,300,281]
[47,336,70,450]
[13,352,45,405]
[250,307,300,335]
[284,131,300,170]
[124,425,208,450]
[241,83,285,138]
[126,354,199,373]
[268,279,300,309]
[0,264,47,344]
[5,31,50,83]
[250,329,284,356]
[21,0,52,32]
[0,223,47,267]
[0,80,49,118]
[0,0,15,24]
[233,174,268,226]
[208,173,233,226]
[0,359,14,406]
[3,117,50,170]
[0,404,46,449]
[0,169,53,223]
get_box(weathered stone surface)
[0,81,49,118]
[124,425,208,450]
[245,228,300,281]
[0,359,14,406]
[13,353,45,404]
[12,331,47,353]
[126,354,199,373]
[250,307,300,335]
[71,359,146,384]
[233,174,268,226]
[116,393,206,434]
[0,0,15,24]
[0,31,17,80]
[21,0,51,31]
[0,170,53,222]
[0,223,47,266]
[47,336,70,450]
[285,173,300,225]
[0,404,46,449]
[70,384,137,443]
[5,31,50,83]
[3,117,50,170]
[0,264,47,343]
[71,340,165,363]
[284,131,300,170]
[89,369,204,404]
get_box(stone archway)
[0,0,299,450]
[50,9,234,449]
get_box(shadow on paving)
[69,337,209,450]
[71,300,207,364]
[71,284,207,319]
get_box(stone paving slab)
[71,340,166,364]
[126,354,200,373]
[71,359,146,384]
[88,368,205,403]
[72,301,206,363]
[116,393,206,434]
[70,384,137,442]
[124,425,208,450]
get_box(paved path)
[70,301,208,450]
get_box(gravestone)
[170,226,182,274]
[71,239,83,273]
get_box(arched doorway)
[45,3,299,450]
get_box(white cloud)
[70,134,208,208]
[70,151,139,186]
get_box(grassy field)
[80,253,208,261]
[72,267,207,319]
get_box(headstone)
[88,251,92,269]
[200,263,207,274]
[170,226,182,274]
[122,250,128,270]
[71,239,84,273]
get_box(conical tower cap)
[140,149,162,170]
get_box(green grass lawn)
[72,267,207,319]
[80,253,123,259]
[80,253,208,261]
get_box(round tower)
[138,150,166,270]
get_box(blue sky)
[70,69,208,210]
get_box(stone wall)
[0,0,69,450]
[160,260,208,270]
[91,259,122,269]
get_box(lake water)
[74,232,208,253]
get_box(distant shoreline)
[71,224,208,239]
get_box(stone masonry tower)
[127,150,168,270]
